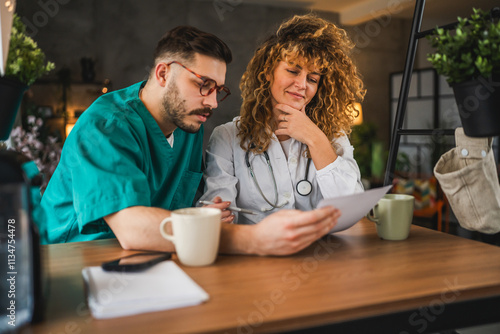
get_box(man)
[41,26,340,255]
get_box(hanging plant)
[426,8,500,85]
[426,8,500,137]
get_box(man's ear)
[155,62,170,87]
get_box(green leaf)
[3,14,55,86]
[426,7,499,83]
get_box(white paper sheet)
[318,185,393,233]
[82,261,209,319]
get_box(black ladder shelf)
[382,0,499,186]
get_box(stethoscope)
[245,149,313,211]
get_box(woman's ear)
[265,67,274,83]
[265,72,272,82]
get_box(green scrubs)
[40,81,203,244]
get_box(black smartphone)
[101,252,172,272]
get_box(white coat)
[200,118,364,224]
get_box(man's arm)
[104,197,233,251]
[106,204,340,255]
[105,206,175,251]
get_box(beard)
[160,80,213,133]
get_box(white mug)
[160,207,222,266]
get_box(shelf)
[25,79,112,141]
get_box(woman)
[200,14,366,224]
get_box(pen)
[198,201,259,215]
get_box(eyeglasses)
[167,61,231,102]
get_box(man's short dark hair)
[154,26,232,65]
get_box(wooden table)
[25,219,500,333]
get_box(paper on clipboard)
[318,185,393,233]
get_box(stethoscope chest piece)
[296,179,312,196]
[296,157,313,196]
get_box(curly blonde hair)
[237,14,366,155]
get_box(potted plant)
[427,7,500,137]
[350,121,377,180]
[0,14,54,140]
